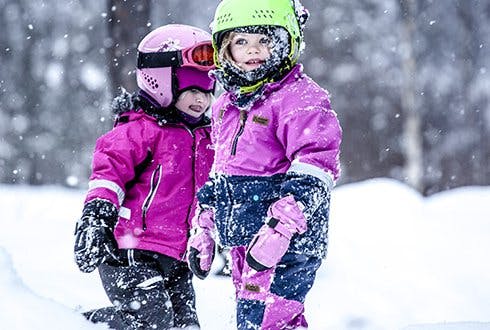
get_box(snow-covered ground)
[0,178,489,330]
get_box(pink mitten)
[246,195,307,271]
[187,209,216,279]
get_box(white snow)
[0,179,489,329]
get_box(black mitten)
[74,199,119,273]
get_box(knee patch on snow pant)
[231,246,322,330]
[236,298,307,330]
[96,261,174,329]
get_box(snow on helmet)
[210,0,309,69]
[136,24,215,108]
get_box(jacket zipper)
[185,126,196,227]
[141,164,162,231]
[230,110,248,156]
[182,126,198,261]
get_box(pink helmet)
[136,24,215,108]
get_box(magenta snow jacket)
[85,98,213,261]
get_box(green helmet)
[211,0,307,68]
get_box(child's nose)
[247,44,260,54]
[195,93,205,103]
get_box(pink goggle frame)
[137,41,215,71]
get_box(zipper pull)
[239,110,248,125]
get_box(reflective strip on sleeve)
[288,160,335,189]
[88,179,125,206]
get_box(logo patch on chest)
[252,115,269,126]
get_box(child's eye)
[259,37,270,45]
[234,38,247,45]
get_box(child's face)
[175,89,211,118]
[228,33,272,71]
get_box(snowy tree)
[0,0,109,185]
[399,0,423,191]
[0,0,488,193]
[303,0,489,194]
[416,0,490,194]
[304,0,406,184]
[106,0,151,96]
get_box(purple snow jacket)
[212,64,341,179]
[85,98,213,261]
[204,64,342,258]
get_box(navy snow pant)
[84,249,199,330]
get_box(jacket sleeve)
[85,121,153,208]
[275,98,342,221]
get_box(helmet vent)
[216,13,233,24]
[143,72,159,90]
[253,9,275,19]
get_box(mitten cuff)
[191,208,215,231]
[82,199,118,229]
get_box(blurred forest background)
[0,0,488,195]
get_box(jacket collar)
[222,64,304,111]
[263,64,304,94]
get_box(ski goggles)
[137,41,215,71]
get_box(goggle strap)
[137,51,183,69]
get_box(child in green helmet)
[186,0,342,329]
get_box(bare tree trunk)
[106,0,152,97]
[456,1,488,186]
[399,0,423,192]
[17,0,43,185]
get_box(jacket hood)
[111,88,172,119]
[111,88,135,116]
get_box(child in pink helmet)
[187,0,342,329]
[74,24,215,330]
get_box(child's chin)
[189,112,203,118]
[244,65,262,71]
